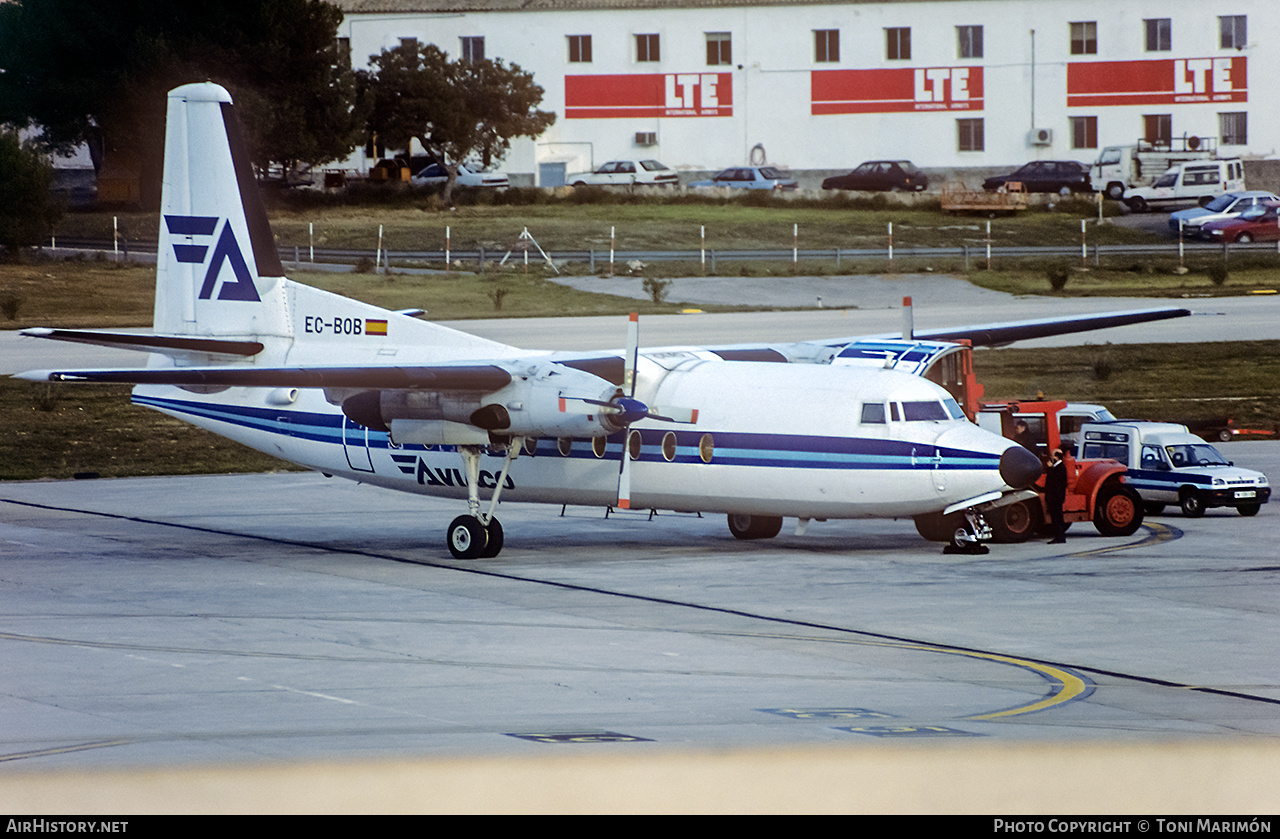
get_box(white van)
[1123,159,1245,212]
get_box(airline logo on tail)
[164,215,261,302]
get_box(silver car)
[569,160,679,187]
[688,166,799,190]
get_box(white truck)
[1077,421,1270,517]
[1121,158,1246,213]
[1091,140,1216,200]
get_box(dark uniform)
[1045,449,1068,544]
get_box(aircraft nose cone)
[1000,445,1043,489]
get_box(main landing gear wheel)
[990,499,1041,543]
[447,515,488,560]
[727,514,783,540]
[481,518,504,557]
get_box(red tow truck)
[974,400,1144,542]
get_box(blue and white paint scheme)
[1080,421,1271,517]
[17,83,1191,558]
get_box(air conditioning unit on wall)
[1029,128,1053,146]
[634,132,657,146]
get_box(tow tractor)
[969,400,1144,542]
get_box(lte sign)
[566,73,733,118]
[1068,57,1247,106]
[812,67,984,115]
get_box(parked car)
[1200,202,1280,243]
[1078,421,1270,517]
[1125,159,1246,213]
[822,160,928,192]
[411,163,509,188]
[982,161,1091,195]
[569,159,679,187]
[1168,191,1280,237]
[689,166,799,190]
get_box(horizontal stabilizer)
[16,364,513,391]
[20,328,263,358]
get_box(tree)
[0,0,361,207]
[361,43,556,205]
[0,131,62,260]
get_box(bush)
[0,290,21,320]
[642,277,670,303]
[1207,262,1229,286]
[1045,261,1070,291]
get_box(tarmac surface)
[2,281,1279,812]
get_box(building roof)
[335,0,963,12]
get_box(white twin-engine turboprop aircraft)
[18,83,1190,558]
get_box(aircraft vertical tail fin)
[154,82,289,339]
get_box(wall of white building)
[337,0,1275,183]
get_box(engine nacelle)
[340,362,624,439]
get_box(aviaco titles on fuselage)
[16,83,1191,559]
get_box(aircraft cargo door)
[343,416,375,473]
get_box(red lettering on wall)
[1067,57,1247,106]
[811,67,984,115]
[566,73,734,118]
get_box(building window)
[957,26,983,59]
[1070,22,1096,56]
[461,36,484,63]
[568,35,592,63]
[1144,114,1172,146]
[1220,16,1247,50]
[706,32,731,66]
[814,29,839,63]
[1220,112,1247,145]
[636,33,660,63]
[958,118,984,152]
[886,27,911,61]
[1072,116,1098,150]
[1144,19,1171,52]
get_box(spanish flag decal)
[365,319,388,336]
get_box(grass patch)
[0,257,155,329]
[975,340,1280,431]
[967,262,1280,297]
[0,380,294,481]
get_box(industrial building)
[335,0,1272,185]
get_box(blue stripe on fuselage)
[133,393,1002,472]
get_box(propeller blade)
[617,430,637,510]
[648,407,699,424]
[624,312,639,397]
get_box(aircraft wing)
[14,364,514,391]
[806,306,1193,350]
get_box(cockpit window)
[902,400,949,421]
[861,402,886,424]
[942,398,965,420]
